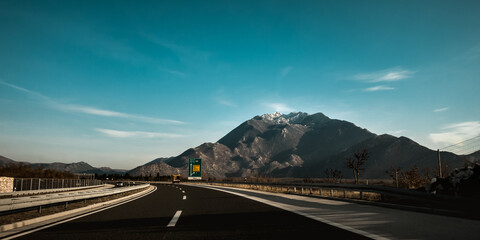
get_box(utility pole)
[394,169,399,188]
[437,149,443,178]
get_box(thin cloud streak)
[95,128,184,138]
[144,35,211,64]
[433,107,449,113]
[389,129,406,135]
[0,80,47,99]
[364,85,395,92]
[429,121,480,145]
[158,67,187,77]
[355,68,415,83]
[61,105,184,124]
[216,99,236,107]
[280,66,293,79]
[0,80,184,125]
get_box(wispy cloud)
[61,105,184,124]
[216,99,236,107]
[429,121,480,145]
[158,67,187,77]
[76,34,188,77]
[144,35,211,64]
[280,66,293,79]
[355,68,415,83]
[0,80,46,98]
[264,102,294,113]
[95,128,184,138]
[78,35,149,65]
[457,42,480,62]
[0,80,184,125]
[388,129,406,135]
[213,89,237,107]
[433,107,449,113]
[364,85,395,92]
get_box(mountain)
[0,157,126,175]
[129,112,479,179]
[0,155,16,166]
[30,161,96,173]
[3,112,477,179]
[128,157,175,177]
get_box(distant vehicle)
[115,182,124,187]
[171,175,181,184]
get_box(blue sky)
[1,0,479,169]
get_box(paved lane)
[196,184,480,240]
[12,184,368,240]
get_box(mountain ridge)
[129,112,479,179]
[2,112,478,179]
[0,156,126,175]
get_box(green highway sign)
[188,158,202,180]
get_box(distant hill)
[3,112,478,179]
[0,155,16,166]
[128,112,479,179]
[0,157,126,175]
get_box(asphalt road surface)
[11,184,369,240]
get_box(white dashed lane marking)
[167,210,182,227]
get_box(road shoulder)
[188,183,480,240]
[0,185,156,239]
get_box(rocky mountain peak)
[258,112,309,124]
[128,111,476,179]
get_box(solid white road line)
[2,185,157,240]
[195,185,388,240]
[167,210,182,227]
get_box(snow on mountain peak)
[260,112,309,124]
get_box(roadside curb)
[0,185,155,238]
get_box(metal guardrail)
[0,184,150,213]
[0,185,107,198]
[200,181,462,202]
[12,178,103,191]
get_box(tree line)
[341,148,451,189]
[0,163,75,178]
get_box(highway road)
[6,183,480,240]
[9,183,368,240]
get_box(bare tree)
[345,149,369,184]
[331,169,343,183]
[324,169,343,183]
[386,166,401,188]
[400,165,430,189]
[400,165,421,189]
[324,168,331,182]
[0,163,75,179]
